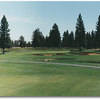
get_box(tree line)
[30,13,100,51]
[1,13,100,54]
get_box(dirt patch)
[33,54,53,56]
[70,52,100,55]
[33,53,66,56]
[44,59,54,61]
[70,52,79,55]
[44,54,53,56]
[80,52,91,55]
[33,54,43,56]
[56,53,65,55]
[88,53,100,55]
[38,59,55,62]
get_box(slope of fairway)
[0,49,100,96]
[0,61,99,96]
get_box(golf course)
[0,48,100,96]
[1,1,100,97]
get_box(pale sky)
[0,1,100,41]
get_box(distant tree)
[0,15,10,54]
[23,41,27,47]
[45,36,49,47]
[96,15,100,48]
[91,31,96,49]
[6,36,12,49]
[19,35,26,48]
[69,31,74,48]
[11,40,14,47]
[49,23,61,47]
[41,36,45,47]
[32,28,45,47]
[85,32,92,49]
[62,30,69,47]
[14,40,19,47]
[26,41,31,47]
[75,14,85,51]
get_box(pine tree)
[26,41,31,47]
[69,31,74,48]
[85,32,92,49]
[11,40,14,47]
[62,30,69,47]
[45,36,49,47]
[91,31,96,49]
[49,23,61,47]
[96,15,100,48]
[6,35,12,49]
[19,35,26,48]
[14,40,19,47]
[0,15,10,54]
[75,14,85,51]
[32,28,45,47]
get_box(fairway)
[0,48,99,96]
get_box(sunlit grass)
[0,48,99,96]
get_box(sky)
[0,1,100,41]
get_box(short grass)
[0,48,100,96]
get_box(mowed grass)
[0,48,100,96]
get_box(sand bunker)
[88,53,100,55]
[44,59,54,61]
[33,53,66,56]
[38,58,55,61]
[70,52,100,55]
[44,54,53,56]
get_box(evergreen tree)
[6,35,12,48]
[69,31,74,48]
[62,30,69,47]
[49,23,61,47]
[11,40,14,47]
[24,41,27,47]
[45,36,49,47]
[85,32,92,49]
[75,14,85,51]
[0,15,10,54]
[91,31,96,49]
[14,40,19,47]
[96,15,100,48]
[40,35,45,47]
[26,41,31,47]
[32,28,45,47]
[19,36,24,48]
[19,35,26,48]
